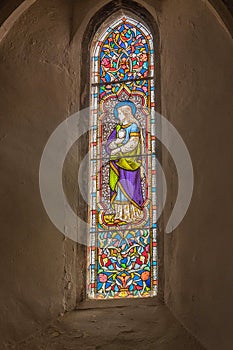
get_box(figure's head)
[118,106,132,123]
[114,101,137,123]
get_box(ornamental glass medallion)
[88,15,157,299]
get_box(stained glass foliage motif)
[88,16,157,299]
[99,21,151,82]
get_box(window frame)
[78,0,163,305]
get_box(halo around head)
[114,101,137,119]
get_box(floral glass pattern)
[88,16,157,299]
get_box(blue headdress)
[114,101,137,119]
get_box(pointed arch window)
[88,13,158,299]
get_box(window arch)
[87,11,159,300]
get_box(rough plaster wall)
[0,0,78,346]
[155,1,233,349]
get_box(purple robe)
[106,127,144,209]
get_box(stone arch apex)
[0,0,232,44]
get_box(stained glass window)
[88,15,157,299]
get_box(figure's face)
[117,106,133,124]
[117,107,126,123]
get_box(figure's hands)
[109,139,121,150]
[111,147,121,156]
[108,141,117,150]
[114,138,123,145]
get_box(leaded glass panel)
[88,15,157,299]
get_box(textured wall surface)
[0,0,232,348]
[0,0,78,346]
[158,1,233,350]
